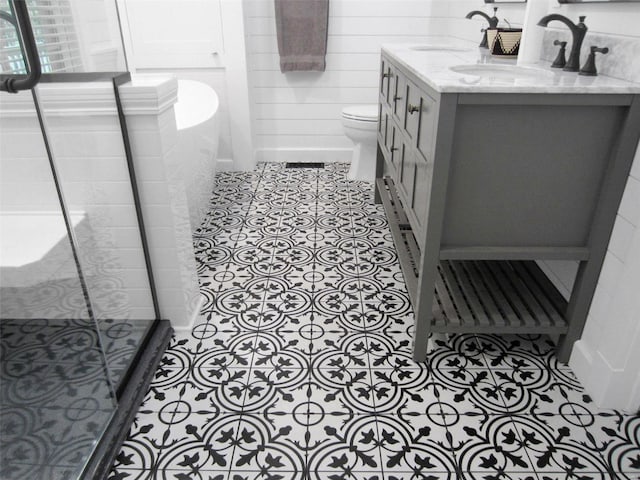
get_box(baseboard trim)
[173,294,206,333]
[256,148,352,164]
[215,157,235,172]
[570,339,639,412]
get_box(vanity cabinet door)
[379,107,388,146]
[388,125,401,177]
[397,140,415,212]
[412,154,433,248]
[380,59,391,104]
[392,74,406,124]
[405,80,437,155]
[416,94,437,161]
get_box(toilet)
[341,104,379,182]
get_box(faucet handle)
[551,40,567,68]
[579,45,609,76]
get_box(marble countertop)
[382,40,640,94]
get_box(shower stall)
[0,1,172,478]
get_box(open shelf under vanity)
[378,176,569,337]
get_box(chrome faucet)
[466,8,499,49]
[537,14,587,72]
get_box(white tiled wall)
[0,86,156,321]
[243,0,526,163]
[0,79,201,329]
[120,78,203,328]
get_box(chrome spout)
[466,8,499,49]
[537,14,587,72]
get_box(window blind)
[0,0,82,74]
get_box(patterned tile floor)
[110,163,640,480]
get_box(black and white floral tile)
[1,296,153,479]
[1,205,157,480]
[111,163,640,480]
[0,318,118,480]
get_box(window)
[0,0,82,74]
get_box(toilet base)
[347,143,376,182]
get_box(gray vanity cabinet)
[376,52,640,363]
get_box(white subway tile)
[147,228,178,249]
[138,182,172,205]
[111,228,147,249]
[618,176,640,226]
[630,141,640,181]
[596,251,625,298]
[607,215,635,262]
[110,268,152,289]
[131,156,168,181]
[129,130,165,156]
[50,131,125,158]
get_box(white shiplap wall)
[244,0,525,163]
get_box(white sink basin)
[449,64,554,80]
[410,45,471,52]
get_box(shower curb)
[83,319,174,480]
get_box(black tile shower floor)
[110,162,640,480]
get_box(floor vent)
[285,162,325,169]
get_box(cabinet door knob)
[382,72,392,79]
[408,104,420,114]
[393,95,402,102]
[391,147,398,152]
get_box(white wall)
[72,0,127,71]
[243,0,526,164]
[117,0,253,171]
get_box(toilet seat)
[342,105,378,122]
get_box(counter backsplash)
[541,30,640,84]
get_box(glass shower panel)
[0,90,89,320]
[37,80,156,388]
[0,88,117,480]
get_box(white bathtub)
[0,211,86,287]
[174,79,220,231]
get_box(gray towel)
[274,0,329,72]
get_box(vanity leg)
[556,258,604,364]
[374,142,384,204]
[557,98,640,363]
[411,256,438,362]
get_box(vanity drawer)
[411,154,433,247]
[396,140,415,212]
[392,72,406,123]
[388,125,401,176]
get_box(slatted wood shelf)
[432,259,568,334]
[378,175,569,335]
[376,176,419,306]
